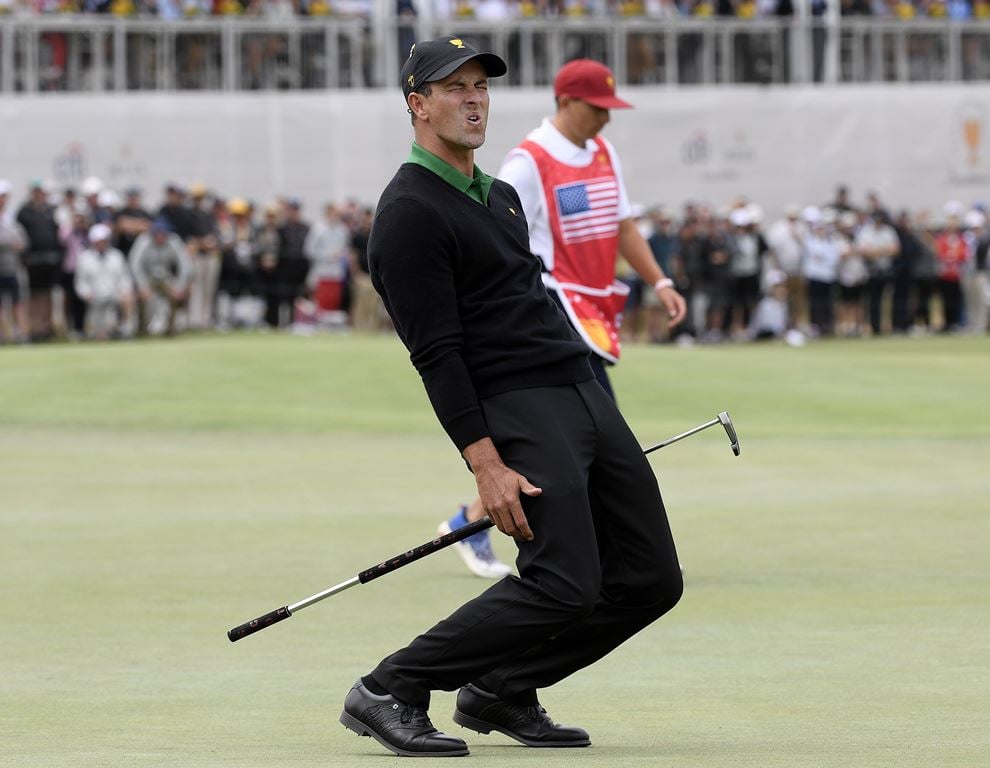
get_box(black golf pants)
[370,379,683,708]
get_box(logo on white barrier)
[951,103,989,184]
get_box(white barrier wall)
[2,85,989,219]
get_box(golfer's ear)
[408,93,428,121]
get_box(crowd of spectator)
[1,179,987,346]
[2,0,990,20]
[0,177,379,343]
[623,185,990,346]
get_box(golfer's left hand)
[463,438,541,542]
[478,465,540,542]
[656,284,687,328]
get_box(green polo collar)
[407,143,494,206]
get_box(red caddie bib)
[521,136,628,362]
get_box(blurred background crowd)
[0,178,374,341]
[2,178,987,345]
[621,189,990,346]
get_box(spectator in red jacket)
[933,206,972,331]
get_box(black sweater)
[369,163,592,453]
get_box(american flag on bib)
[554,177,620,244]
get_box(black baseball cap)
[400,35,507,101]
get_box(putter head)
[718,411,740,456]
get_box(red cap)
[554,59,632,110]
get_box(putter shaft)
[643,417,719,454]
[228,519,493,642]
[289,576,360,613]
[228,412,737,642]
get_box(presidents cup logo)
[449,38,466,49]
[681,128,756,182]
[964,121,979,166]
[681,131,709,165]
[962,106,982,169]
[723,129,755,163]
[53,141,86,184]
[951,103,989,184]
[107,143,147,184]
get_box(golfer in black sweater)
[339,36,683,758]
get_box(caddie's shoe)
[339,680,469,757]
[438,506,512,580]
[453,684,590,748]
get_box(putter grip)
[227,606,291,642]
[357,517,495,584]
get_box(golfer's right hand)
[463,438,541,542]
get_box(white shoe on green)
[438,508,512,579]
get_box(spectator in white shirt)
[765,203,808,330]
[74,223,134,340]
[304,203,350,292]
[746,269,790,341]
[303,203,351,315]
[0,180,29,343]
[835,210,868,337]
[801,207,841,337]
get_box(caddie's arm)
[618,218,687,327]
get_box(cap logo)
[606,75,615,90]
[408,44,415,58]
[408,74,415,88]
[449,38,466,49]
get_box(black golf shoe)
[453,684,591,748]
[339,680,469,757]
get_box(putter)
[643,411,739,457]
[228,411,740,642]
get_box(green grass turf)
[1,333,988,767]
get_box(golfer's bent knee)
[539,571,601,619]
[615,566,683,617]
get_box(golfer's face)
[424,60,489,151]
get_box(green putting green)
[2,333,987,767]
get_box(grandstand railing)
[1,16,989,93]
